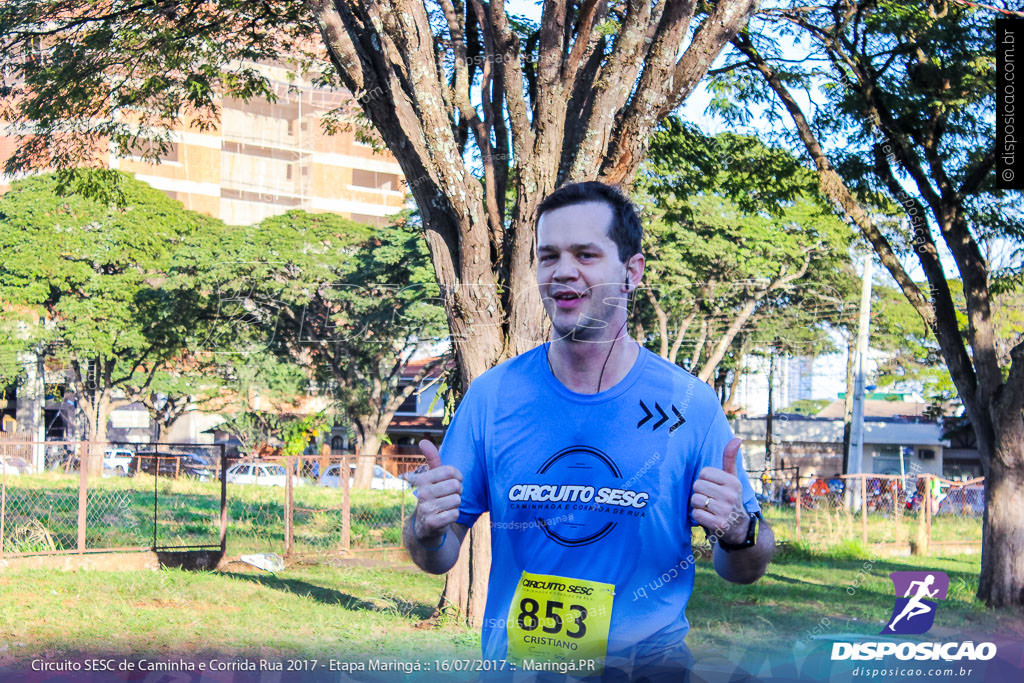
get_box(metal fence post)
[219,443,227,555]
[1,466,6,558]
[284,456,294,557]
[860,475,868,545]
[153,453,159,550]
[916,474,929,556]
[400,487,406,533]
[925,475,933,551]
[795,474,802,541]
[893,475,903,526]
[77,442,90,553]
[341,453,350,552]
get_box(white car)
[935,485,985,516]
[319,463,410,491]
[226,461,302,487]
[104,448,134,474]
[0,456,30,476]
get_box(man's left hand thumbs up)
[691,437,748,546]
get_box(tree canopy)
[0,170,220,468]
[635,118,856,401]
[714,0,1024,607]
[176,209,448,485]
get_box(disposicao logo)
[882,571,949,635]
[830,569,997,663]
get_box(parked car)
[132,452,214,481]
[177,451,216,467]
[104,448,135,474]
[319,463,411,491]
[225,461,301,487]
[935,485,985,516]
[0,456,31,476]
[399,464,428,486]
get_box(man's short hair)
[536,181,642,264]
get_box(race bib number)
[506,571,615,673]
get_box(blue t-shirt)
[440,344,760,665]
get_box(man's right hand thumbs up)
[412,439,463,543]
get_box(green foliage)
[717,2,1022,364]
[641,118,817,219]
[0,170,213,347]
[712,3,1022,313]
[782,398,831,416]
[0,170,223,439]
[211,351,313,455]
[635,118,856,377]
[872,279,1023,414]
[0,2,322,175]
[182,209,447,452]
[871,282,955,400]
[281,412,328,458]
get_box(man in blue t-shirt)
[404,182,774,679]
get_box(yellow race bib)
[506,571,615,673]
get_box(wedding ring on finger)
[702,495,713,512]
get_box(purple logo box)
[882,571,950,635]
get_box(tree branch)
[601,0,759,184]
[1003,337,1024,414]
[567,0,653,181]
[669,309,697,366]
[733,34,935,332]
[644,287,670,359]
[871,141,980,404]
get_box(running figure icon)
[883,571,949,635]
[888,574,939,630]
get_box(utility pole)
[849,256,873,509]
[765,348,775,469]
[842,334,855,474]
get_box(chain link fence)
[755,468,984,553]
[4,436,989,562]
[0,441,225,558]
[1,439,426,561]
[223,453,421,557]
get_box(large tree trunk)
[978,363,1024,607]
[308,0,760,626]
[353,433,381,490]
[979,443,1024,607]
[83,394,112,478]
[70,357,116,476]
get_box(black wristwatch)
[717,512,760,551]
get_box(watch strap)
[717,511,759,551]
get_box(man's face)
[536,201,641,343]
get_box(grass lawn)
[0,559,478,668]
[761,504,982,547]
[686,545,1022,658]
[0,542,1020,676]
